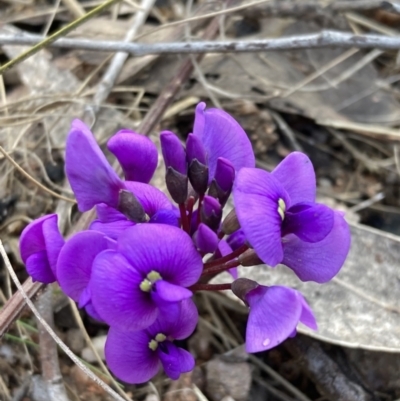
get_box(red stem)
[190,283,232,292]
[204,244,248,268]
[196,193,204,228]
[186,196,195,229]
[179,203,189,233]
[202,259,240,277]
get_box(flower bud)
[186,134,208,194]
[201,195,222,231]
[231,278,258,305]
[193,223,218,254]
[118,190,148,223]
[186,133,207,165]
[208,158,235,206]
[221,209,240,235]
[165,167,188,204]
[238,249,263,266]
[161,131,188,203]
[160,131,187,175]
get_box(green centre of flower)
[278,198,286,220]
[139,270,162,292]
[148,332,167,351]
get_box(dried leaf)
[215,222,400,351]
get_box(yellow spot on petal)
[140,279,152,292]
[147,270,162,283]
[155,333,166,342]
[149,339,158,351]
[277,198,286,221]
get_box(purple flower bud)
[107,129,158,183]
[201,195,222,231]
[160,131,187,175]
[160,131,188,203]
[214,157,235,193]
[186,133,207,165]
[232,279,317,352]
[20,214,64,283]
[193,223,219,254]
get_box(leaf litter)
[2,1,400,400]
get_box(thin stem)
[186,196,195,228]
[204,244,249,268]
[190,283,232,292]
[202,259,240,277]
[179,203,190,233]
[0,0,123,75]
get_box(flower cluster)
[19,103,351,383]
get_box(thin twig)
[5,30,400,54]
[0,145,76,203]
[36,286,70,401]
[0,0,123,75]
[88,0,156,118]
[0,241,127,401]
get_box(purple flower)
[193,102,255,183]
[105,299,197,383]
[107,129,158,183]
[90,224,202,331]
[232,279,316,353]
[233,153,341,274]
[20,214,64,283]
[65,119,125,212]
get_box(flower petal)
[193,103,255,182]
[271,152,316,204]
[217,240,238,279]
[282,211,350,283]
[107,129,158,183]
[65,119,124,211]
[245,285,302,353]
[26,251,55,283]
[89,219,135,240]
[105,327,159,384]
[193,223,219,254]
[233,168,289,266]
[118,224,203,287]
[91,250,158,331]
[20,214,64,283]
[154,280,192,303]
[57,231,109,302]
[158,342,194,380]
[283,203,334,243]
[298,293,317,330]
[149,209,180,227]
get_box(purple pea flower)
[65,119,125,212]
[105,299,197,383]
[90,224,202,331]
[56,230,114,320]
[232,278,317,352]
[233,153,348,281]
[193,102,255,183]
[20,214,64,283]
[107,129,158,183]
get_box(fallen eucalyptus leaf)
[215,222,400,352]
